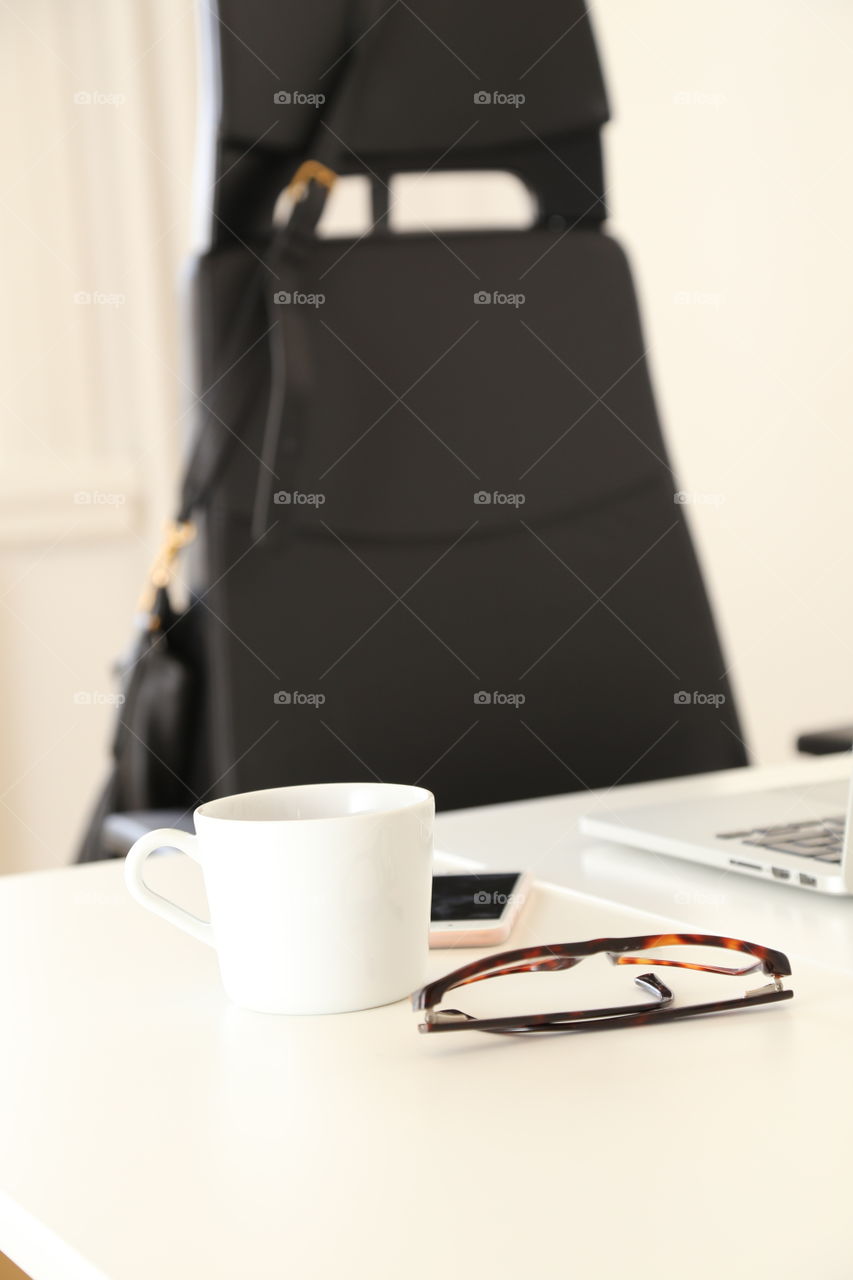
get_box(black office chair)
[80,0,746,861]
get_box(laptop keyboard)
[717,816,845,863]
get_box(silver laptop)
[579,753,853,896]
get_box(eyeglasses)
[412,933,793,1035]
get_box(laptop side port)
[771,867,790,880]
[729,859,762,872]
[799,873,818,888]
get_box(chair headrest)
[207,0,609,167]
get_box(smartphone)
[429,871,531,948]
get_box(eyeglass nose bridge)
[632,972,673,1004]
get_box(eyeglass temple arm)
[603,934,792,979]
[608,954,765,977]
[412,947,588,1011]
[445,954,585,991]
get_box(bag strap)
[175,24,369,538]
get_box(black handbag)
[76,532,198,861]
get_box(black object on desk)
[797,725,853,755]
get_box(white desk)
[1,761,852,1280]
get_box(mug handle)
[124,828,215,947]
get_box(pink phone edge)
[428,871,533,949]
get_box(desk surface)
[2,759,852,1280]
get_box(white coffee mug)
[123,782,434,1015]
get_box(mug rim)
[194,781,434,824]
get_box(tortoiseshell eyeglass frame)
[412,933,793,1035]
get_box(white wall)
[590,0,853,762]
[0,0,197,873]
[1,0,850,872]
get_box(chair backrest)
[175,0,746,813]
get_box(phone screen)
[430,873,523,922]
